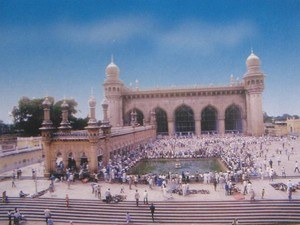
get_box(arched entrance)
[67,152,76,170]
[124,108,144,126]
[175,105,195,134]
[201,106,218,133]
[155,107,168,135]
[225,105,242,133]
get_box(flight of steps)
[1,198,300,224]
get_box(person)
[120,184,125,194]
[134,190,140,206]
[150,203,155,222]
[32,169,36,179]
[17,169,22,179]
[125,212,131,224]
[13,208,21,225]
[66,194,70,208]
[213,178,217,191]
[7,210,12,225]
[261,189,265,199]
[143,190,148,205]
[269,159,273,168]
[281,166,286,178]
[19,190,28,198]
[11,177,16,188]
[249,189,255,201]
[105,188,111,203]
[288,187,293,201]
[47,218,54,225]
[44,208,51,223]
[232,218,239,224]
[49,183,54,193]
[97,185,102,199]
[2,191,7,203]
[294,161,300,173]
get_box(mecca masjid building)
[104,50,265,136]
[40,51,265,176]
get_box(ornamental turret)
[100,98,112,135]
[243,50,265,136]
[86,94,100,142]
[58,100,72,132]
[39,97,55,177]
[40,97,55,138]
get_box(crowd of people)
[102,135,297,185]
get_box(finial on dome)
[111,54,114,63]
[91,87,94,97]
[251,47,254,54]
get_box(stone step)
[1,198,300,224]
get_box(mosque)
[104,51,265,136]
[40,51,265,176]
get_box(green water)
[129,158,225,175]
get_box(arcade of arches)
[124,104,243,135]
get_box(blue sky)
[1,0,300,123]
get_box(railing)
[0,146,42,157]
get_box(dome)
[246,51,260,67]
[105,61,120,78]
[88,96,96,107]
[42,97,51,107]
[102,98,108,106]
[61,100,69,109]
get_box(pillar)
[195,119,201,136]
[168,118,175,135]
[218,117,225,135]
[89,143,98,173]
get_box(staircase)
[1,198,300,224]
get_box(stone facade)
[104,51,265,136]
[40,95,156,176]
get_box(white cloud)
[53,16,155,45]
[158,20,257,55]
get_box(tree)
[11,97,87,136]
[12,97,45,136]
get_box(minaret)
[103,56,124,127]
[243,50,265,136]
[39,97,55,177]
[58,100,72,132]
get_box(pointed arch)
[201,106,218,133]
[124,108,144,126]
[154,107,168,135]
[175,105,195,134]
[225,104,242,133]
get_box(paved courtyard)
[1,136,300,225]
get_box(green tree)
[11,97,87,136]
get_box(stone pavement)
[0,136,300,225]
